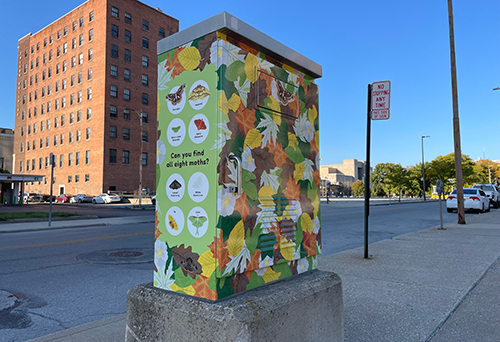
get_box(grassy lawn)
[0,212,81,221]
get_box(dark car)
[42,194,56,202]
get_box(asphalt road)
[0,201,494,341]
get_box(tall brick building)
[13,0,178,196]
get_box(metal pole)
[136,110,143,208]
[48,154,54,227]
[447,0,466,224]
[364,84,372,259]
[421,136,426,201]
[438,193,444,229]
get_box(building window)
[88,48,93,61]
[60,133,64,144]
[110,85,118,98]
[68,153,73,166]
[21,143,24,152]
[76,152,80,166]
[125,12,131,23]
[124,88,130,101]
[61,114,65,126]
[142,55,148,68]
[142,20,149,31]
[59,155,63,168]
[123,108,130,120]
[159,27,165,37]
[61,97,66,108]
[124,68,131,81]
[89,11,94,22]
[110,105,117,117]
[78,91,82,103]
[142,153,148,166]
[27,159,30,170]
[70,94,75,105]
[142,37,149,49]
[111,45,118,58]
[142,93,149,105]
[76,130,81,142]
[123,128,130,140]
[77,110,81,122]
[69,131,74,143]
[62,79,66,90]
[63,43,67,54]
[73,21,77,31]
[75,175,80,183]
[88,68,92,80]
[27,141,31,151]
[71,56,76,68]
[111,6,119,18]
[56,47,60,57]
[42,70,46,80]
[122,150,129,164]
[57,30,62,39]
[80,17,84,27]
[50,35,53,44]
[54,117,58,128]
[86,128,90,140]
[87,88,92,100]
[142,74,148,86]
[87,108,91,120]
[56,63,60,74]
[44,38,47,47]
[48,67,52,77]
[72,38,76,49]
[46,137,49,147]
[53,135,57,146]
[124,49,131,62]
[111,24,119,38]
[142,131,148,142]
[111,65,118,77]
[125,30,131,43]
[110,126,117,138]
[70,112,74,124]
[85,174,89,182]
[89,29,93,41]
[86,150,90,164]
[79,53,83,64]
[39,157,42,169]
[110,149,117,163]
[68,175,72,183]
[20,161,23,173]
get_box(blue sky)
[1,0,499,168]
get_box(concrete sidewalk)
[23,209,500,342]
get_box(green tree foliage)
[0,168,10,174]
[428,153,474,191]
[370,163,408,199]
[469,159,500,185]
[352,180,365,197]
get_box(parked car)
[92,193,121,204]
[55,194,72,203]
[70,194,93,203]
[472,184,500,208]
[23,192,43,203]
[42,194,56,202]
[446,188,490,213]
[151,195,156,206]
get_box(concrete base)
[126,270,343,342]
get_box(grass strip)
[0,212,80,221]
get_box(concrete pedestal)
[125,270,343,342]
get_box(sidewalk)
[24,208,500,342]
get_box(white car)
[446,188,490,213]
[70,194,93,203]
[92,193,121,204]
[472,184,500,208]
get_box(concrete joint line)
[125,324,141,342]
[425,253,500,342]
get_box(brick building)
[13,0,178,196]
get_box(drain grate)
[109,251,144,258]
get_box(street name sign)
[371,80,391,120]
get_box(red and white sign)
[371,80,391,120]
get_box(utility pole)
[447,0,466,224]
[421,135,430,201]
[135,110,144,208]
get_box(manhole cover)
[109,251,144,258]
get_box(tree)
[470,159,500,185]
[370,163,391,196]
[352,180,365,197]
[428,153,474,192]
[385,163,408,201]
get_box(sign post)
[364,80,391,259]
[48,153,54,227]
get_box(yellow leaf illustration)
[288,133,298,148]
[280,236,294,261]
[267,97,281,114]
[308,105,318,124]
[157,96,161,117]
[227,220,245,257]
[262,267,281,283]
[217,32,227,41]
[258,185,276,205]
[227,93,241,112]
[312,194,320,218]
[178,47,201,71]
[218,91,228,114]
[170,283,195,296]
[199,250,218,277]
[245,53,258,83]
[300,213,313,234]
[294,162,305,183]
[282,63,295,74]
[244,129,262,150]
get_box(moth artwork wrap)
[154,12,322,300]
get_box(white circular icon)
[188,80,210,110]
[189,114,209,144]
[166,206,184,236]
[166,173,185,202]
[188,172,209,203]
[166,84,186,114]
[187,207,209,238]
[167,118,185,147]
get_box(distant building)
[13,0,178,196]
[0,128,14,172]
[320,159,367,186]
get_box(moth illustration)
[188,84,210,101]
[194,118,206,131]
[166,84,186,105]
[276,79,294,104]
[189,215,207,236]
[168,215,178,230]
[169,179,182,190]
[171,126,181,133]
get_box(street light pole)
[135,110,144,208]
[421,135,430,201]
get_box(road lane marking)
[321,206,403,217]
[0,231,154,251]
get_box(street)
[0,201,493,341]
